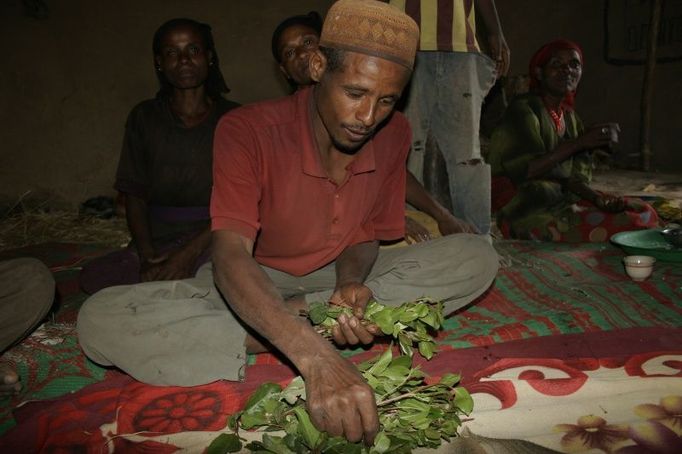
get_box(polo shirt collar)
[298,87,376,178]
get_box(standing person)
[488,39,658,242]
[271,10,477,243]
[1,258,55,396]
[78,0,499,444]
[390,0,511,235]
[80,18,239,294]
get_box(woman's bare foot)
[0,361,21,396]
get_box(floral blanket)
[0,240,681,452]
[1,328,679,453]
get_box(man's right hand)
[305,353,379,445]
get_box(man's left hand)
[328,283,380,346]
[488,34,510,78]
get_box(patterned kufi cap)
[320,0,419,69]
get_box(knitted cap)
[320,0,419,69]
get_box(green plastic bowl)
[611,228,682,263]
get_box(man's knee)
[76,290,117,365]
[437,234,498,312]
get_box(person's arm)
[212,230,379,444]
[405,171,478,235]
[475,0,510,77]
[124,194,156,264]
[526,124,619,179]
[562,179,626,213]
[143,226,212,281]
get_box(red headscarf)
[528,39,584,110]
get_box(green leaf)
[418,341,435,360]
[363,300,384,318]
[261,433,297,454]
[390,355,412,369]
[240,412,269,430]
[453,386,474,414]
[206,433,242,454]
[292,406,322,449]
[398,308,419,324]
[398,398,430,412]
[244,383,282,412]
[324,438,362,454]
[370,309,395,335]
[378,364,411,381]
[307,302,329,325]
[440,418,460,436]
[420,312,439,329]
[397,333,413,357]
[366,347,393,376]
[227,413,239,431]
[371,431,391,453]
[281,376,306,404]
[438,373,461,387]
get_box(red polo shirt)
[211,87,409,276]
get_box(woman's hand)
[140,248,195,282]
[404,216,431,244]
[437,214,479,236]
[595,193,627,213]
[577,123,620,151]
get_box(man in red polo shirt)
[211,0,497,443]
[78,0,498,444]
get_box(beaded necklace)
[546,105,565,136]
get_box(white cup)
[623,255,656,282]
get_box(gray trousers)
[77,234,498,386]
[1,258,55,352]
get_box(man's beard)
[330,130,374,155]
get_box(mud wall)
[0,0,679,208]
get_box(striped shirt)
[389,0,480,53]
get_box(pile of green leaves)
[208,348,472,454]
[207,298,471,453]
[307,298,444,359]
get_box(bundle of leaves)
[209,347,472,454]
[307,298,444,360]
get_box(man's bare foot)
[0,361,21,396]
[244,296,309,353]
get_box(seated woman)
[488,39,658,242]
[81,18,239,294]
[271,11,476,243]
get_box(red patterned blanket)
[0,241,680,452]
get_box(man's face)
[539,49,582,99]
[277,24,319,87]
[312,51,411,154]
[155,25,212,90]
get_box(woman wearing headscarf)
[80,18,239,293]
[488,39,658,242]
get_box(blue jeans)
[403,51,497,234]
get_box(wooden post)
[640,0,663,171]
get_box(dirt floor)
[591,169,682,203]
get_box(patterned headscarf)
[528,39,583,110]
